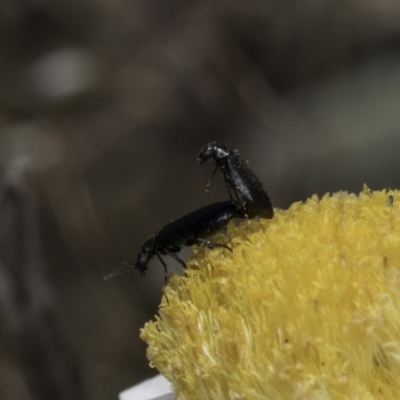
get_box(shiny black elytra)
[198,142,273,219]
[104,201,245,283]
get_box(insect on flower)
[198,142,273,219]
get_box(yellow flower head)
[141,187,400,399]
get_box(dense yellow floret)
[140,187,400,399]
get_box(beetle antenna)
[206,165,220,192]
[103,262,136,281]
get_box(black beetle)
[198,142,273,219]
[104,201,245,283]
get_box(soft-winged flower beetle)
[198,142,273,219]
[104,201,246,283]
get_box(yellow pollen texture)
[141,187,400,399]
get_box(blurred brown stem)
[0,165,87,400]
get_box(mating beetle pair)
[104,142,273,283]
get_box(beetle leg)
[223,172,248,217]
[195,237,232,252]
[164,250,187,269]
[223,172,235,201]
[156,253,169,283]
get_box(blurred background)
[1,0,400,399]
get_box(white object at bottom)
[119,374,174,400]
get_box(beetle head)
[198,142,230,165]
[135,235,156,276]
